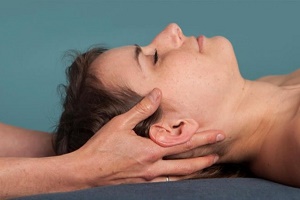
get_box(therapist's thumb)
[121,88,162,129]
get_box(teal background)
[1,0,300,132]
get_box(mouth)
[197,35,205,52]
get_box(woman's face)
[92,23,243,121]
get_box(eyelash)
[154,49,158,64]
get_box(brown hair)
[54,47,161,154]
[54,46,253,179]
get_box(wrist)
[64,148,115,189]
[55,152,93,190]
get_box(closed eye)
[154,49,158,64]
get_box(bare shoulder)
[250,116,300,187]
[257,68,300,86]
[287,115,300,184]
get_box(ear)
[149,119,199,147]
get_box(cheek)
[155,52,209,90]
[154,56,202,98]
[157,51,200,76]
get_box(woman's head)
[90,23,245,146]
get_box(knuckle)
[147,154,159,162]
[200,133,215,145]
[134,100,152,115]
[144,148,160,161]
[206,134,217,144]
[143,167,156,181]
[184,139,194,150]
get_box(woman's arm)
[0,123,55,157]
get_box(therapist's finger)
[147,154,218,181]
[118,88,162,129]
[160,130,225,157]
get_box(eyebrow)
[134,44,142,70]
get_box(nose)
[164,23,184,45]
[151,23,185,50]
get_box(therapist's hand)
[72,88,224,186]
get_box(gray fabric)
[15,178,300,200]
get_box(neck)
[209,79,300,164]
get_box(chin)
[207,35,233,52]
[208,36,236,65]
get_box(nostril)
[177,27,182,40]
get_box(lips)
[197,35,205,52]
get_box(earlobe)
[149,119,199,147]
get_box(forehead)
[93,45,134,66]
[91,45,141,89]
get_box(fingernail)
[216,134,225,142]
[214,155,219,163]
[148,88,160,103]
